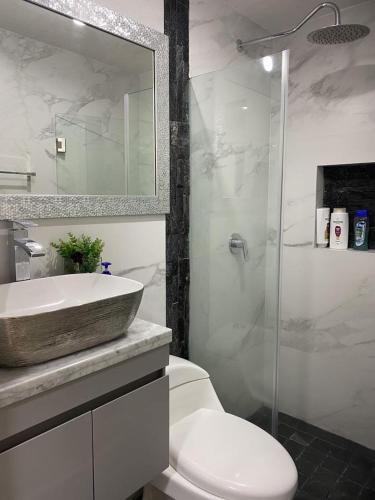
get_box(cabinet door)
[0,413,93,500]
[93,376,169,500]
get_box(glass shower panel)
[85,118,125,196]
[55,115,87,194]
[189,51,288,434]
[125,88,155,196]
[56,114,125,195]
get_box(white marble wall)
[190,0,375,448]
[189,0,284,419]
[127,87,155,196]
[279,0,375,448]
[0,24,150,195]
[0,0,167,328]
[189,0,267,77]
[29,216,166,325]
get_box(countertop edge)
[0,318,172,409]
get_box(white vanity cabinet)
[93,377,169,500]
[0,342,170,500]
[0,413,93,500]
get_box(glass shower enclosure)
[55,88,155,196]
[189,51,289,434]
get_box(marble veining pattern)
[189,0,375,450]
[0,318,171,409]
[189,50,284,417]
[0,26,143,196]
[279,1,375,449]
[17,216,167,327]
[189,0,267,77]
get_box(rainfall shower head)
[307,23,370,44]
[237,2,370,51]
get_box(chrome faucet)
[6,220,46,281]
[229,233,249,261]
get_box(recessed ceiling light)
[73,19,85,27]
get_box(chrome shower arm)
[237,2,341,50]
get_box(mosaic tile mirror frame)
[0,0,169,218]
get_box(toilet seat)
[170,408,298,500]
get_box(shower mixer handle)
[229,233,249,261]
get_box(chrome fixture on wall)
[229,233,249,261]
[237,1,370,50]
[6,220,45,282]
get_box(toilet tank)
[168,356,224,425]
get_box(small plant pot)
[64,257,101,274]
[64,259,81,274]
[51,233,104,275]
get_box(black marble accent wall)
[322,163,375,249]
[164,0,190,358]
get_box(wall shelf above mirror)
[0,0,169,218]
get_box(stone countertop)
[0,319,171,409]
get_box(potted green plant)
[51,233,105,274]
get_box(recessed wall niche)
[316,163,375,249]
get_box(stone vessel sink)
[0,274,144,367]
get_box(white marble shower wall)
[278,0,375,449]
[0,24,150,195]
[190,0,267,78]
[190,0,375,448]
[189,54,284,417]
[189,0,287,419]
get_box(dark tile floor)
[249,407,375,499]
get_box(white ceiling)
[225,0,368,33]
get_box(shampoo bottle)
[353,209,369,251]
[329,208,349,250]
[316,207,330,248]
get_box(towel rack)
[0,170,36,181]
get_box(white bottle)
[316,208,330,247]
[329,208,349,250]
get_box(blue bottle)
[353,210,369,251]
[101,261,112,275]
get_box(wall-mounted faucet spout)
[14,238,45,258]
[5,220,45,281]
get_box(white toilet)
[144,356,298,500]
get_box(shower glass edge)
[272,49,289,437]
[189,49,289,436]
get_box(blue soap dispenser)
[101,261,112,275]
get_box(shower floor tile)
[248,408,375,499]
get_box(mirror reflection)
[0,0,155,196]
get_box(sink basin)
[0,274,144,367]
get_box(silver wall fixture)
[56,138,66,154]
[229,233,249,261]
[5,220,45,282]
[237,1,370,50]
[0,170,36,193]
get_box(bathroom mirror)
[0,0,169,218]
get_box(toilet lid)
[170,409,297,500]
